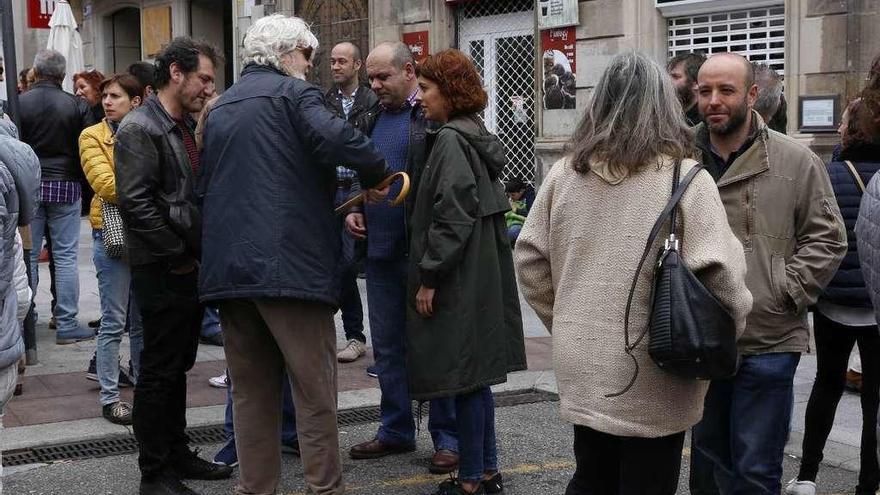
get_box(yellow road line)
[278,458,577,494]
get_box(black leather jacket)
[115,95,201,268]
[18,80,95,181]
[324,83,379,128]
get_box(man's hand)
[416,285,435,318]
[365,185,390,204]
[345,213,367,240]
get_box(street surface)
[4,401,863,495]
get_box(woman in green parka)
[409,50,527,495]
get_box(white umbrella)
[46,0,85,94]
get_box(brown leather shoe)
[349,438,415,460]
[429,449,459,474]
[846,370,863,394]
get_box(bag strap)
[606,163,704,398]
[844,160,866,194]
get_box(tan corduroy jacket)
[515,156,753,437]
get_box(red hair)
[418,49,487,118]
[73,69,105,91]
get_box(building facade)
[3,0,876,185]
[235,0,878,184]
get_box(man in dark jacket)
[198,15,391,495]
[324,41,377,363]
[667,52,705,126]
[115,37,231,495]
[19,49,94,344]
[344,41,459,474]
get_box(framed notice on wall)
[143,6,172,59]
[537,0,578,30]
[798,95,839,133]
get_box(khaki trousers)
[219,298,342,495]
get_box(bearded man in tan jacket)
[689,53,847,495]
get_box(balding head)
[332,42,361,63]
[330,41,363,88]
[697,52,758,137]
[366,41,417,109]
[368,41,415,71]
[701,53,754,91]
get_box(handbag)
[100,199,126,259]
[608,162,738,397]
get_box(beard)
[705,99,750,136]
[676,83,694,108]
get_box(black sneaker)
[171,448,233,480]
[199,333,223,347]
[102,401,133,425]
[86,353,98,381]
[435,477,486,495]
[139,474,199,495]
[483,473,503,494]
[88,318,102,328]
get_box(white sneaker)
[336,339,366,363]
[784,478,816,495]
[208,373,228,388]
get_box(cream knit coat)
[515,156,753,437]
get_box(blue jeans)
[456,387,499,483]
[693,352,801,494]
[339,228,365,343]
[507,224,522,244]
[29,200,82,333]
[225,372,297,445]
[92,230,144,405]
[366,258,457,451]
[201,307,221,339]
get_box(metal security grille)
[668,5,786,72]
[298,0,370,90]
[459,1,536,183]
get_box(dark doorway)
[110,7,141,73]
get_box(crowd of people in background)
[0,9,879,495]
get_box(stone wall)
[786,0,879,159]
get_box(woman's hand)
[416,285,435,318]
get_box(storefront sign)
[27,0,56,29]
[403,31,430,64]
[541,27,577,110]
[798,95,839,133]
[538,0,578,30]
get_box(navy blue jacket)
[198,64,388,305]
[821,148,880,307]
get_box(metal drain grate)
[2,389,556,467]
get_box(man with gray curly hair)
[199,14,391,495]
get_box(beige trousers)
[219,298,342,495]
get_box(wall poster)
[541,27,577,110]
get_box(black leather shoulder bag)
[608,162,739,397]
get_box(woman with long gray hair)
[514,51,752,494]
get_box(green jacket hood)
[439,116,507,180]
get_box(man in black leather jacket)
[19,49,95,344]
[324,41,377,364]
[114,38,232,495]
